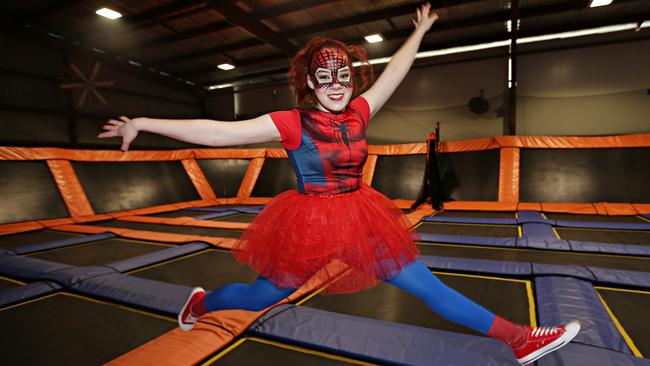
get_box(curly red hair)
[289,37,374,106]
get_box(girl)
[99,4,579,365]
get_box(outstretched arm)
[98,114,281,151]
[361,3,438,117]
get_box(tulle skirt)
[231,184,420,294]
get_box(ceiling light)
[365,34,384,43]
[96,8,122,20]
[218,63,235,70]
[589,0,613,8]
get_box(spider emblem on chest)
[332,121,351,148]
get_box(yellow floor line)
[595,291,643,357]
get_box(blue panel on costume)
[417,233,517,247]
[570,240,650,256]
[537,342,650,366]
[107,242,209,273]
[12,233,116,255]
[250,304,520,366]
[287,131,327,192]
[517,211,554,225]
[423,216,518,225]
[589,267,650,289]
[555,220,650,231]
[532,263,595,281]
[535,276,631,354]
[419,255,531,276]
[0,281,62,307]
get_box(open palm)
[97,116,139,151]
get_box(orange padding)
[406,205,436,226]
[442,201,650,215]
[119,215,249,230]
[181,159,217,200]
[0,197,242,236]
[498,148,520,202]
[362,155,378,185]
[438,133,650,152]
[237,158,265,199]
[51,224,238,249]
[193,148,266,159]
[368,143,427,155]
[47,160,95,217]
[106,262,349,366]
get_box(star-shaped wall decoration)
[60,62,114,107]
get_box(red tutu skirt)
[231,184,420,294]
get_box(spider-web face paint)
[310,48,352,90]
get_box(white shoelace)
[531,327,559,337]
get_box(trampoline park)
[1,135,649,366]
[2,1,650,365]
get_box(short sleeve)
[348,97,371,126]
[269,109,301,150]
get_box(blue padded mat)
[0,281,62,307]
[250,304,519,366]
[535,276,630,354]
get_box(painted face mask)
[309,48,352,90]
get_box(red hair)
[289,37,374,106]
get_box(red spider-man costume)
[232,97,419,293]
[269,98,369,195]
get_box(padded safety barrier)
[106,242,209,273]
[419,255,532,276]
[10,233,116,255]
[535,276,630,354]
[0,281,62,307]
[538,343,650,366]
[249,304,519,366]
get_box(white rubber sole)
[177,287,205,331]
[518,321,581,365]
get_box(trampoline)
[1,137,650,366]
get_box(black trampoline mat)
[0,293,176,365]
[73,161,200,214]
[130,250,257,291]
[303,272,531,336]
[556,228,650,245]
[146,210,215,218]
[416,222,518,237]
[87,220,244,238]
[416,243,650,272]
[371,154,425,200]
[434,211,516,219]
[207,338,372,366]
[251,158,296,197]
[197,158,250,198]
[0,230,82,249]
[597,288,650,356]
[27,238,169,266]
[0,161,69,224]
[212,214,258,223]
[546,213,646,224]
[0,277,20,290]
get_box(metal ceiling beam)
[281,0,483,38]
[1,15,205,98]
[83,0,207,43]
[203,1,298,55]
[153,38,265,67]
[199,2,648,88]
[122,20,232,52]
[146,0,339,66]
[18,0,94,22]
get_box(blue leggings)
[204,260,495,334]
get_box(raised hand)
[97,116,139,151]
[412,2,439,33]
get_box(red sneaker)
[513,321,581,365]
[177,287,206,331]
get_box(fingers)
[106,119,124,127]
[416,7,421,20]
[120,140,131,151]
[412,18,418,27]
[97,131,116,139]
[119,115,130,123]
